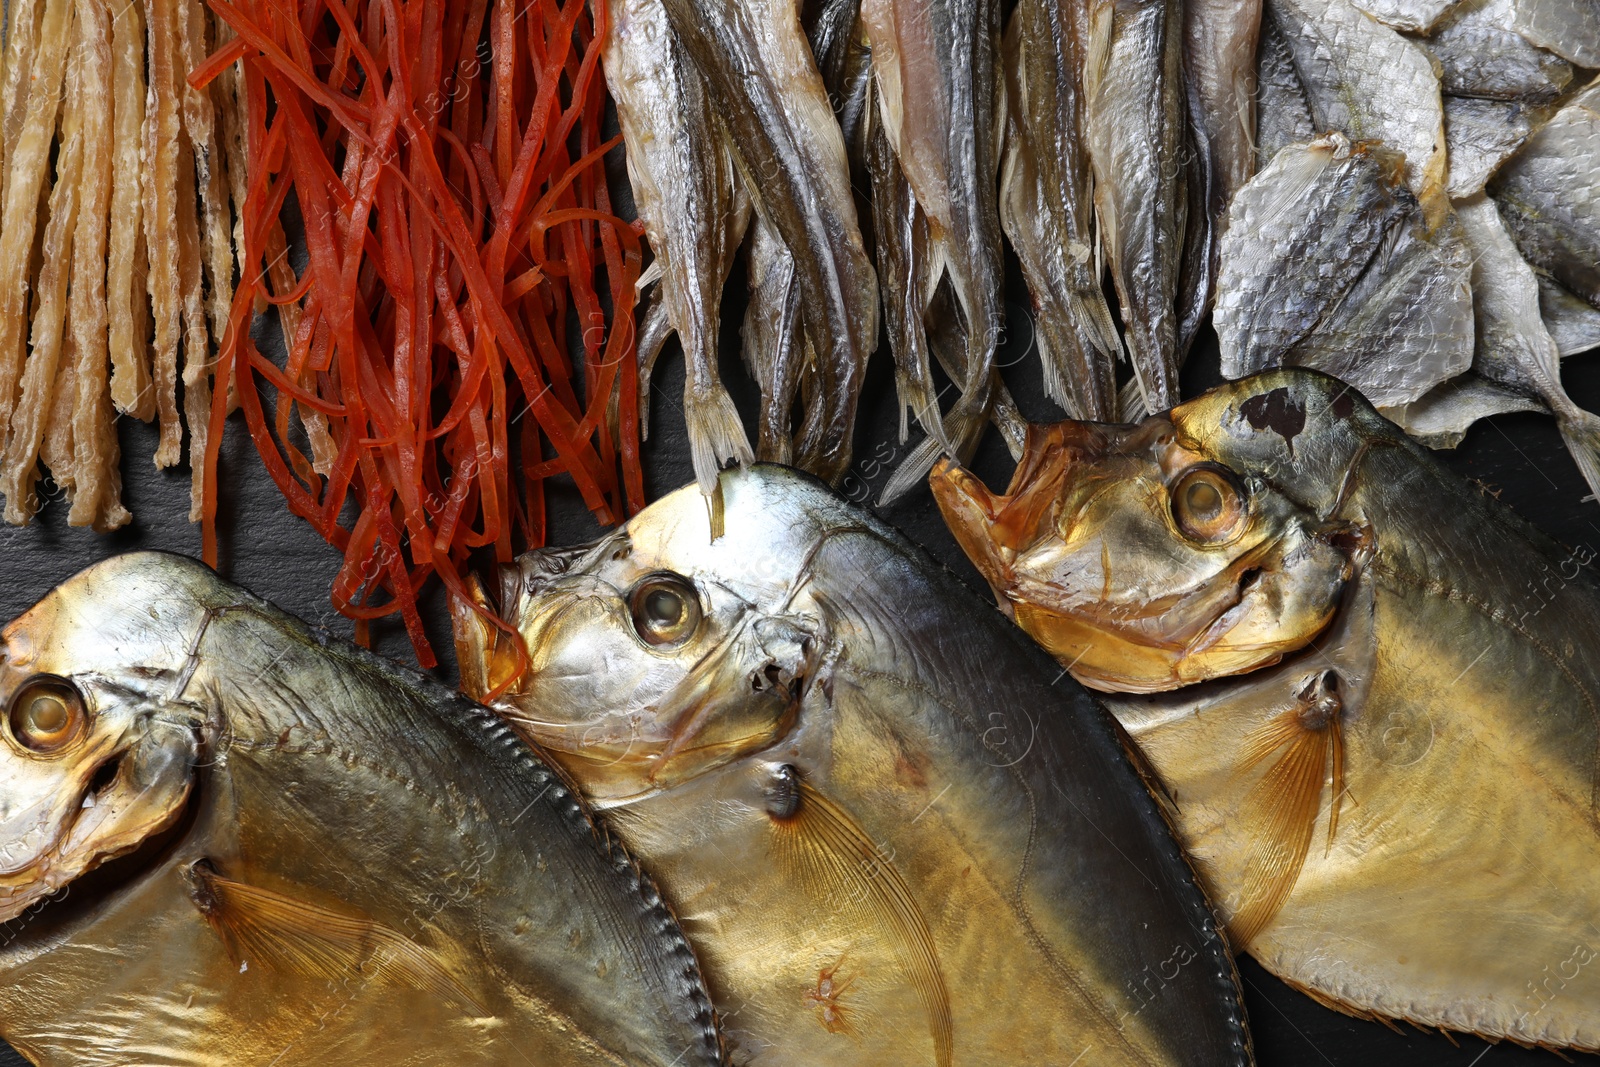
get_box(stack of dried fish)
[0,0,242,530]
[1216,0,1600,494]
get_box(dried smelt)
[1491,78,1600,309]
[1216,135,1409,377]
[1083,0,1187,411]
[1185,0,1262,208]
[740,213,806,464]
[863,0,1004,470]
[999,0,1119,421]
[1444,96,1549,198]
[665,0,877,485]
[1420,0,1573,102]
[602,0,751,495]
[1269,0,1448,214]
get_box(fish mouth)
[0,719,200,929]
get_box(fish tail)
[1558,409,1600,505]
[683,382,753,497]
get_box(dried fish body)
[932,369,1600,1051]
[1216,135,1410,376]
[1420,0,1573,102]
[1283,209,1474,407]
[863,0,1006,474]
[1491,78,1600,310]
[999,0,1120,421]
[1082,0,1187,410]
[1185,0,1262,208]
[1353,0,1460,30]
[1444,96,1549,197]
[664,0,878,484]
[0,554,726,1066]
[1382,374,1542,447]
[602,0,752,494]
[740,213,806,465]
[461,465,1254,1067]
[1269,0,1448,213]
[1509,0,1600,68]
[1254,15,1318,167]
[1540,274,1600,355]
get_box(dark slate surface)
[2,226,1598,1064]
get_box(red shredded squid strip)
[201,0,642,676]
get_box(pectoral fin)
[768,775,952,1067]
[184,862,483,1013]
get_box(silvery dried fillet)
[1269,0,1448,214]
[1217,134,1410,379]
[602,0,752,494]
[1444,96,1549,198]
[1421,0,1572,102]
[1353,0,1460,30]
[1,23,82,524]
[0,0,71,433]
[1082,0,1187,411]
[0,0,42,209]
[1510,0,1600,67]
[1539,274,1600,356]
[143,0,185,468]
[1255,12,1316,167]
[1490,78,1600,310]
[999,0,1119,421]
[176,134,212,522]
[66,0,125,530]
[667,0,878,485]
[106,0,149,418]
[1284,208,1474,406]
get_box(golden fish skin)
[460,465,1254,1066]
[0,553,725,1067]
[932,369,1600,1051]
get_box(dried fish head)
[932,371,1375,693]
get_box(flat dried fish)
[1185,0,1263,234]
[1491,77,1600,309]
[1269,0,1448,213]
[1510,0,1600,68]
[1355,0,1460,29]
[1255,13,1317,167]
[1540,274,1600,355]
[1421,0,1573,102]
[1444,96,1549,197]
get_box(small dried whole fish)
[0,554,725,1066]
[456,465,1254,1067]
[1491,77,1600,311]
[999,0,1121,421]
[1253,14,1317,167]
[1083,0,1188,411]
[603,0,752,494]
[933,369,1600,1052]
[663,0,878,484]
[1419,0,1573,102]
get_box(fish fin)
[1556,408,1600,506]
[770,781,952,1067]
[185,862,483,1014]
[449,574,523,703]
[1115,378,1148,422]
[635,285,674,442]
[684,383,753,498]
[1228,708,1339,947]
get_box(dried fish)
[106,0,150,419]
[1186,0,1262,208]
[1540,274,1600,355]
[1491,77,1600,310]
[1254,13,1317,167]
[1444,95,1549,198]
[1353,0,1460,32]
[1509,0,1600,68]
[999,0,1120,421]
[144,0,186,468]
[603,0,752,494]
[1421,0,1573,102]
[1083,0,1187,410]
[665,0,878,484]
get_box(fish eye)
[7,675,88,755]
[628,573,702,649]
[1170,465,1247,544]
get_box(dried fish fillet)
[1444,96,1548,198]
[1255,14,1317,167]
[1269,0,1448,213]
[999,0,1119,420]
[1421,0,1573,102]
[1491,78,1600,310]
[1217,135,1409,377]
[107,0,151,419]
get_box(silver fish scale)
[1444,96,1543,197]
[1256,15,1318,166]
[1270,0,1445,201]
[1421,0,1573,101]
[1216,137,1408,376]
